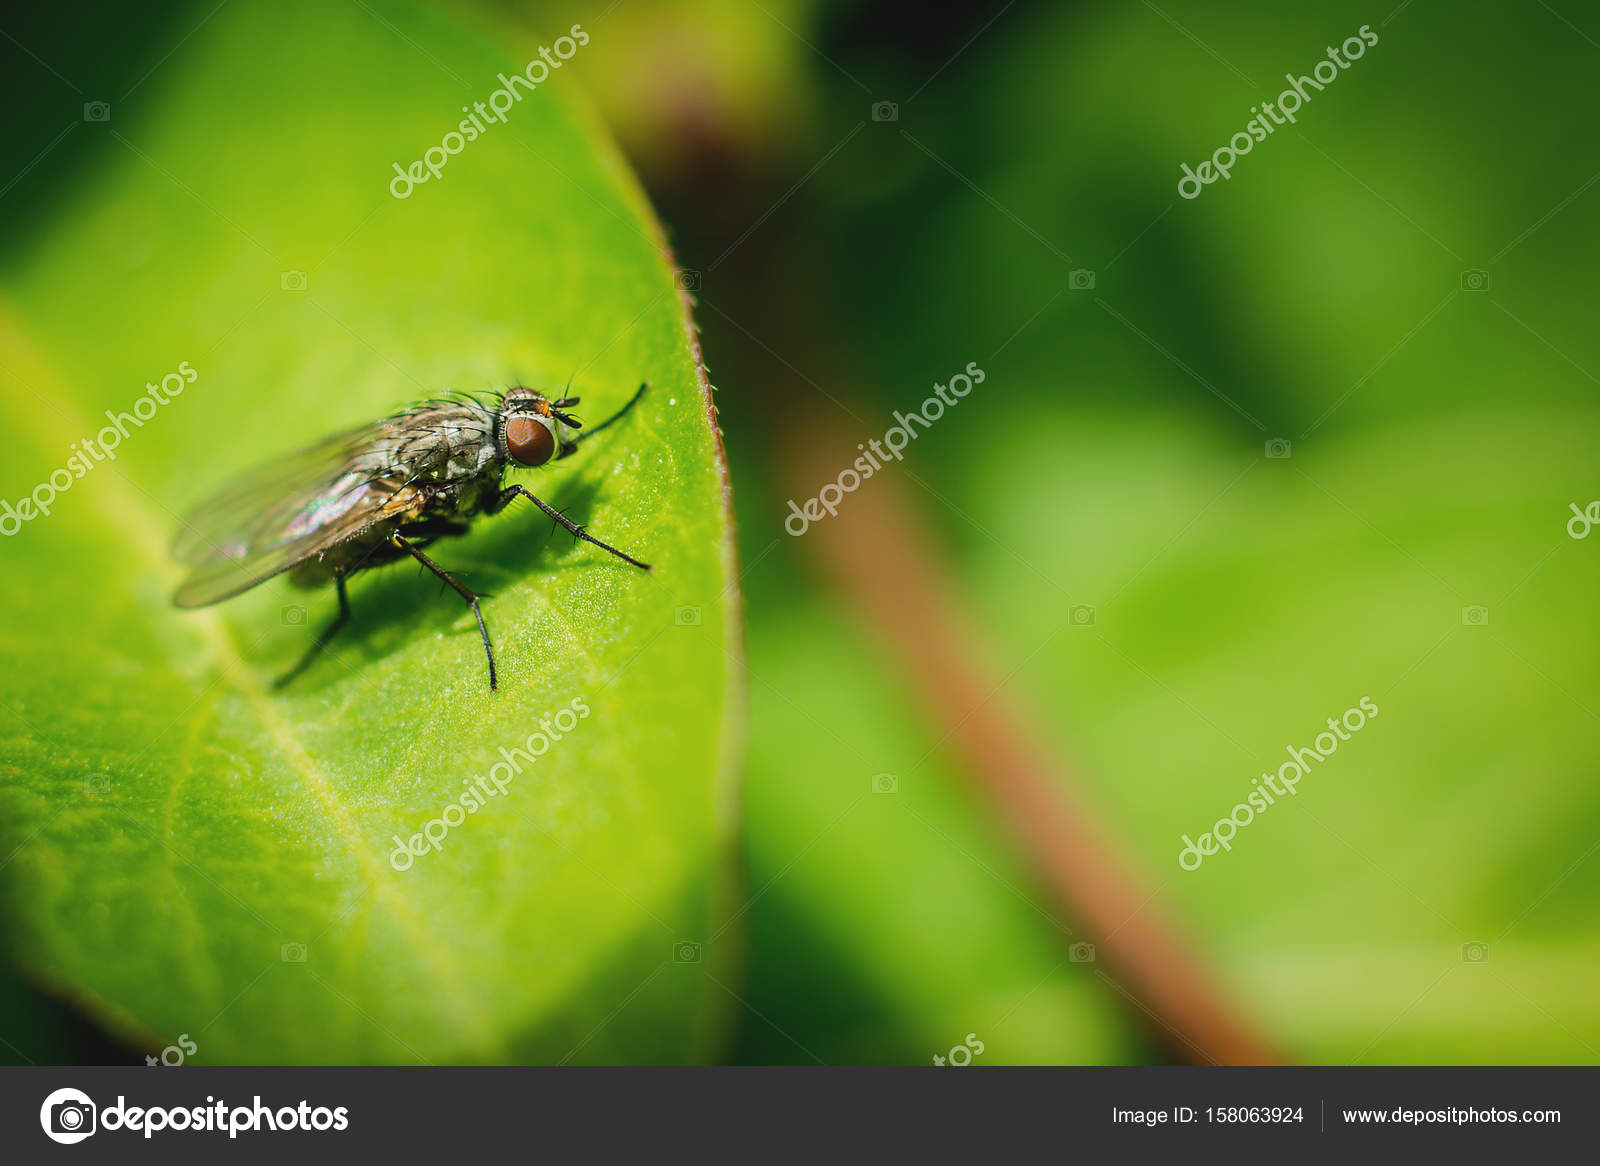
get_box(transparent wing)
[171,423,404,608]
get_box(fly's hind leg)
[390,532,498,691]
[274,571,352,690]
[490,484,651,571]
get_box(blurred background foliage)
[5,0,1599,1063]
[545,0,1600,1064]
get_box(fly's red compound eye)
[505,414,556,467]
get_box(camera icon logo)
[1461,269,1490,291]
[280,269,308,291]
[871,772,898,794]
[282,604,307,626]
[1069,942,1096,963]
[1068,604,1095,627]
[281,941,308,963]
[871,100,898,122]
[1462,941,1489,963]
[1461,605,1489,626]
[40,1087,97,1144]
[673,940,702,964]
[1265,437,1292,458]
[84,773,111,795]
[675,268,702,292]
[1068,268,1096,290]
[83,101,111,122]
[675,605,702,626]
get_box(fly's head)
[497,386,584,469]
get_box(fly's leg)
[490,484,651,571]
[274,572,352,690]
[390,532,498,691]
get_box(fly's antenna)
[552,369,581,411]
[556,381,648,458]
[546,368,583,423]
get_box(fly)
[172,381,652,691]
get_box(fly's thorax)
[378,399,501,486]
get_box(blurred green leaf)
[736,609,1135,1065]
[725,0,1600,1062]
[0,0,740,1063]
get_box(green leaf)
[0,0,741,1064]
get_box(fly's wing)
[172,422,408,608]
